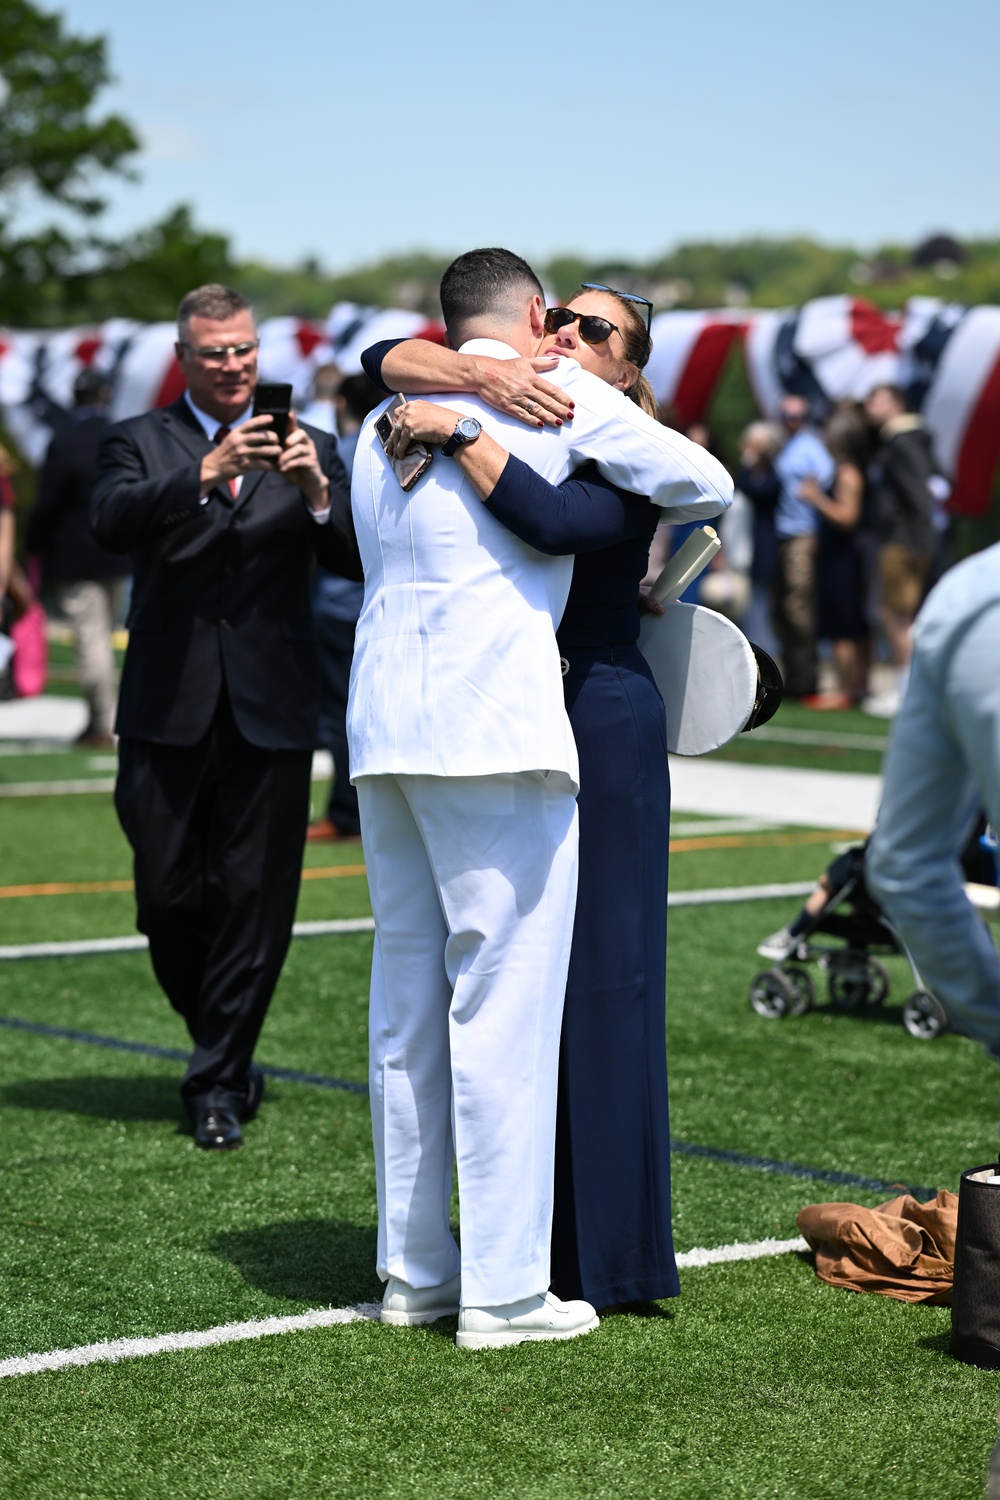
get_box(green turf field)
[1,697,998,1499]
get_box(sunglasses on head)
[582,282,653,366]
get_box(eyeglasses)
[581,283,653,367]
[179,340,259,365]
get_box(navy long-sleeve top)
[360,339,658,652]
[486,457,658,651]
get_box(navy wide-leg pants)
[550,644,680,1308]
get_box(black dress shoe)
[195,1107,243,1150]
[243,1063,265,1122]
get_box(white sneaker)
[456,1290,599,1350]
[860,688,901,718]
[757,925,797,962]
[380,1273,461,1326]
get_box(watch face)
[457,418,481,441]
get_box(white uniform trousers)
[356,771,579,1308]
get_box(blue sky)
[58,0,1000,271]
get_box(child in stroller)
[750,820,998,1040]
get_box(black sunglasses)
[544,306,625,351]
[581,282,653,366]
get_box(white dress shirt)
[185,391,250,500]
[347,338,733,788]
[184,391,330,521]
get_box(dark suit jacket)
[90,397,362,750]
[871,425,937,556]
[27,412,128,583]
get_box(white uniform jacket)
[347,338,733,788]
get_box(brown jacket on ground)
[797,1191,958,1304]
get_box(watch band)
[442,418,481,458]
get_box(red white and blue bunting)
[2,295,998,516]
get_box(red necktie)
[213,425,238,499]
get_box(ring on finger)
[525,400,537,415]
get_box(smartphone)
[252,382,293,445]
[375,394,433,492]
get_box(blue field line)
[0,1016,368,1096]
[0,1013,937,1196]
[670,1140,936,1200]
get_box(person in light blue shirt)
[772,395,836,698]
[867,542,1000,1056]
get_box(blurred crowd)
[653,385,950,717]
[0,359,383,844]
[0,361,954,744]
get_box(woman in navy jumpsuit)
[362,288,702,1308]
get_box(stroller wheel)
[784,965,814,1016]
[864,957,890,1006]
[903,990,950,1041]
[827,961,869,1012]
[749,969,795,1020]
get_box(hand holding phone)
[375,394,433,492]
[252,381,293,455]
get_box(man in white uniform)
[348,248,732,1349]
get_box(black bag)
[950,1163,1000,1368]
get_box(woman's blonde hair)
[571,287,657,417]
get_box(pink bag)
[10,602,48,697]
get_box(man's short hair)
[439,248,544,344]
[338,373,385,425]
[177,284,253,335]
[73,368,111,407]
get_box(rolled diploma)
[648,526,721,604]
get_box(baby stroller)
[748,841,953,1041]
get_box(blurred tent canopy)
[1,3,998,539]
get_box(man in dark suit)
[27,369,129,747]
[91,283,361,1150]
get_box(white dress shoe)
[456,1290,599,1350]
[380,1273,461,1326]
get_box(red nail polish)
[556,419,563,426]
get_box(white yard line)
[668,880,814,907]
[0,917,378,962]
[668,818,780,837]
[0,756,333,797]
[750,726,889,752]
[0,1238,809,1381]
[675,1235,808,1268]
[0,887,816,964]
[0,778,117,797]
[0,1303,384,1380]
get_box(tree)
[62,207,235,323]
[0,0,134,320]
[0,0,137,210]
[0,1,231,326]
